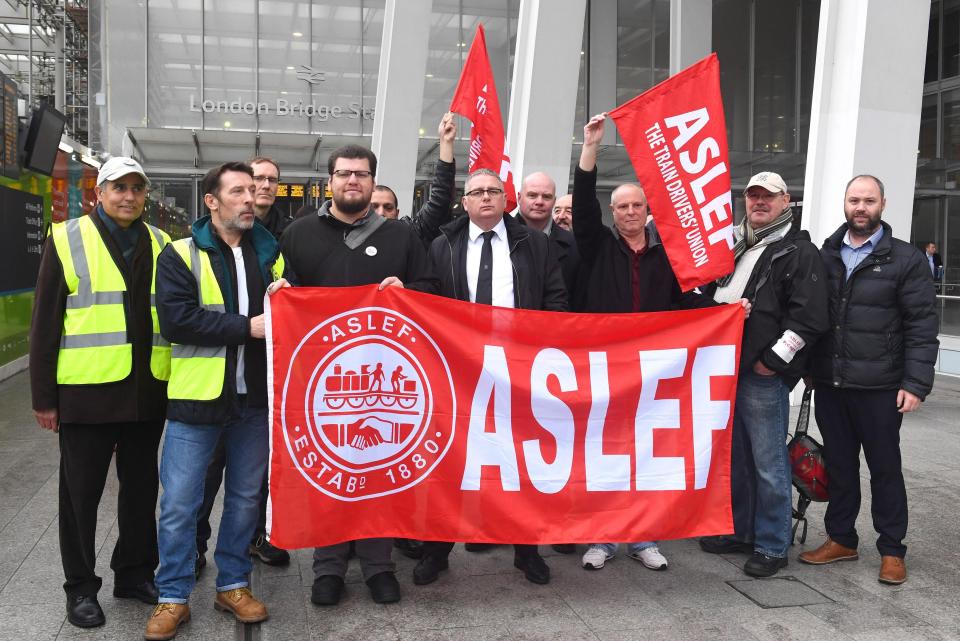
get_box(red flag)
[449,24,518,212]
[266,285,743,548]
[608,54,735,291]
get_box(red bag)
[787,387,828,543]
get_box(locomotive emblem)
[280,307,456,501]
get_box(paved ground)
[0,370,959,641]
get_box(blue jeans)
[155,406,269,603]
[729,370,792,558]
[589,542,657,555]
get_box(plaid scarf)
[715,207,794,287]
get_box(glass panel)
[653,0,670,85]
[941,87,960,161]
[256,0,314,133]
[797,0,821,154]
[310,0,365,135]
[713,0,751,151]
[920,93,939,159]
[947,195,960,288]
[927,0,941,83]
[943,0,959,79]
[617,0,654,105]
[753,0,799,153]
[148,0,204,130]
[203,0,257,131]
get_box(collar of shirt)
[319,205,373,229]
[468,217,507,244]
[842,225,884,252]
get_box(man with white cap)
[30,156,172,628]
[698,171,828,577]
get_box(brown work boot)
[144,603,190,641]
[798,538,859,565]
[878,556,907,585]
[213,587,268,623]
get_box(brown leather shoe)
[798,539,859,565]
[214,587,268,623]
[144,603,190,641]
[879,556,907,585]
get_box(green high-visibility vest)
[167,238,285,401]
[52,215,171,385]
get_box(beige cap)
[745,171,787,194]
[97,156,150,186]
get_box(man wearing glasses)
[280,144,435,608]
[412,168,567,587]
[250,157,294,239]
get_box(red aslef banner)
[266,286,742,549]
[449,24,518,212]
[608,53,735,291]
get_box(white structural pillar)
[669,0,712,75]
[371,0,432,216]
[802,0,930,246]
[506,0,587,197]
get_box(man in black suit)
[924,241,943,283]
[518,171,581,308]
[413,168,568,586]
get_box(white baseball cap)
[97,156,150,187]
[745,171,787,194]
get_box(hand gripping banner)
[266,286,742,548]
[608,53,735,291]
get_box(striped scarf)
[715,207,794,287]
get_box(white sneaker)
[629,546,668,570]
[581,546,614,570]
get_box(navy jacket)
[156,216,286,424]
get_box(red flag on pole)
[608,54,735,291]
[449,24,518,212]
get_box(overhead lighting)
[419,128,425,135]
[80,154,101,168]
[286,65,295,70]
[292,31,303,37]
[58,141,74,154]
[425,73,433,78]
[224,120,232,128]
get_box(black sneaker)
[249,536,291,566]
[699,535,754,555]
[311,575,345,606]
[744,552,788,577]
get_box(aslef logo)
[280,307,456,501]
[296,65,326,84]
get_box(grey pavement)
[1,369,959,641]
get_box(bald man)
[518,172,580,308]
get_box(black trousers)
[58,419,164,597]
[814,386,908,557]
[196,431,269,554]
[422,542,540,559]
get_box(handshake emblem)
[323,416,415,452]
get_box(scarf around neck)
[715,207,794,287]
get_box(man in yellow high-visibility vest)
[29,156,171,629]
[145,162,289,641]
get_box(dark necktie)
[476,230,495,305]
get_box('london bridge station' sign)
[189,95,375,120]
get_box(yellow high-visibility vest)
[167,238,285,401]
[51,215,171,385]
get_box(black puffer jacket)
[812,222,939,399]
[429,213,568,311]
[705,227,829,389]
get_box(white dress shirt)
[466,217,514,308]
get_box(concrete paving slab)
[726,576,833,608]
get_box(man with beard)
[800,175,938,585]
[281,145,434,607]
[194,155,292,577]
[553,194,573,231]
[518,172,580,307]
[147,162,289,639]
[698,171,828,578]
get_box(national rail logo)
[279,307,456,501]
